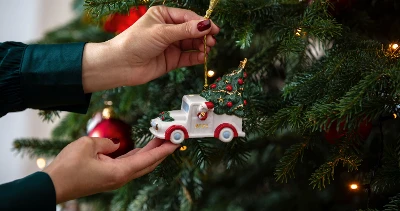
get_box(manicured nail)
[197,20,211,32]
[110,138,120,144]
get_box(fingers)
[116,148,141,159]
[118,140,179,176]
[160,19,219,44]
[89,137,120,155]
[131,156,166,179]
[153,6,202,24]
[139,138,165,152]
[176,51,206,68]
[180,36,216,51]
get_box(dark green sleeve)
[0,42,91,117]
[0,172,56,211]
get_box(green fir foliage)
[13,0,400,210]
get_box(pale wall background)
[0,0,75,184]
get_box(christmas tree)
[14,0,400,210]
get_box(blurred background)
[0,0,74,184]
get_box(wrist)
[82,42,128,93]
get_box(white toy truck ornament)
[150,94,245,144]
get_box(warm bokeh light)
[36,158,46,170]
[392,43,399,50]
[102,108,112,119]
[350,184,358,190]
[180,146,188,151]
[394,113,397,119]
[207,70,215,77]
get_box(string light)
[350,183,359,190]
[180,146,188,151]
[394,113,397,119]
[36,158,46,170]
[207,70,215,77]
[384,43,400,58]
[102,108,112,119]
[295,28,302,36]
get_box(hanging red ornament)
[88,118,134,158]
[244,100,247,106]
[357,119,373,140]
[243,72,248,78]
[103,5,147,34]
[216,77,222,82]
[324,118,372,144]
[226,84,233,91]
[324,120,346,144]
[210,84,217,89]
[227,101,233,107]
[238,78,244,85]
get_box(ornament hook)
[203,0,220,89]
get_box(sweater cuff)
[0,42,28,116]
[21,43,91,114]
[0,172,56,211]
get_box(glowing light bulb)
[207,70,215,77]
[394,113,397,119]
[102,108,112,119]
[36,158,46,170]
[180,146,188,151]
[350,184,358,190]
[392,43,399,50]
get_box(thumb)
[91,137,120,155]
[163,19,213,44]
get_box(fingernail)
[110,138,120,144]
[197,19,211,32]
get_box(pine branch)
[38,110,60,123]
[223,137,251,169]
[384,193,400,211]
[372,142,400,193]
[188,139,216,169]
[84,0,142,19]
[309,141,362,189]
[110,182,136,211]
[129,184,164,211]
[13,138,71,158]
[275,138,310,183]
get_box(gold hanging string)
[203,0,220,89]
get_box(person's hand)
[43,137,179,204]
[82,6,220,93]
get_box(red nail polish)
[110,138,120,144]
[197,20,211,32]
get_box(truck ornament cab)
[149,94,245,144]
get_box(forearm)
[82,41,130,93]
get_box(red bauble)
[243,72,248,78]
[88,118,134,158]
[210,84,217,89]
[104,6,147,34]
[324,120,346,144]
[227,101,233,107]
[216,77,222,82]
[238,78,244,85]
[226,84,233,91]
[357,120,373,140]
[244,100,247,106]
[324,119,372,144]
